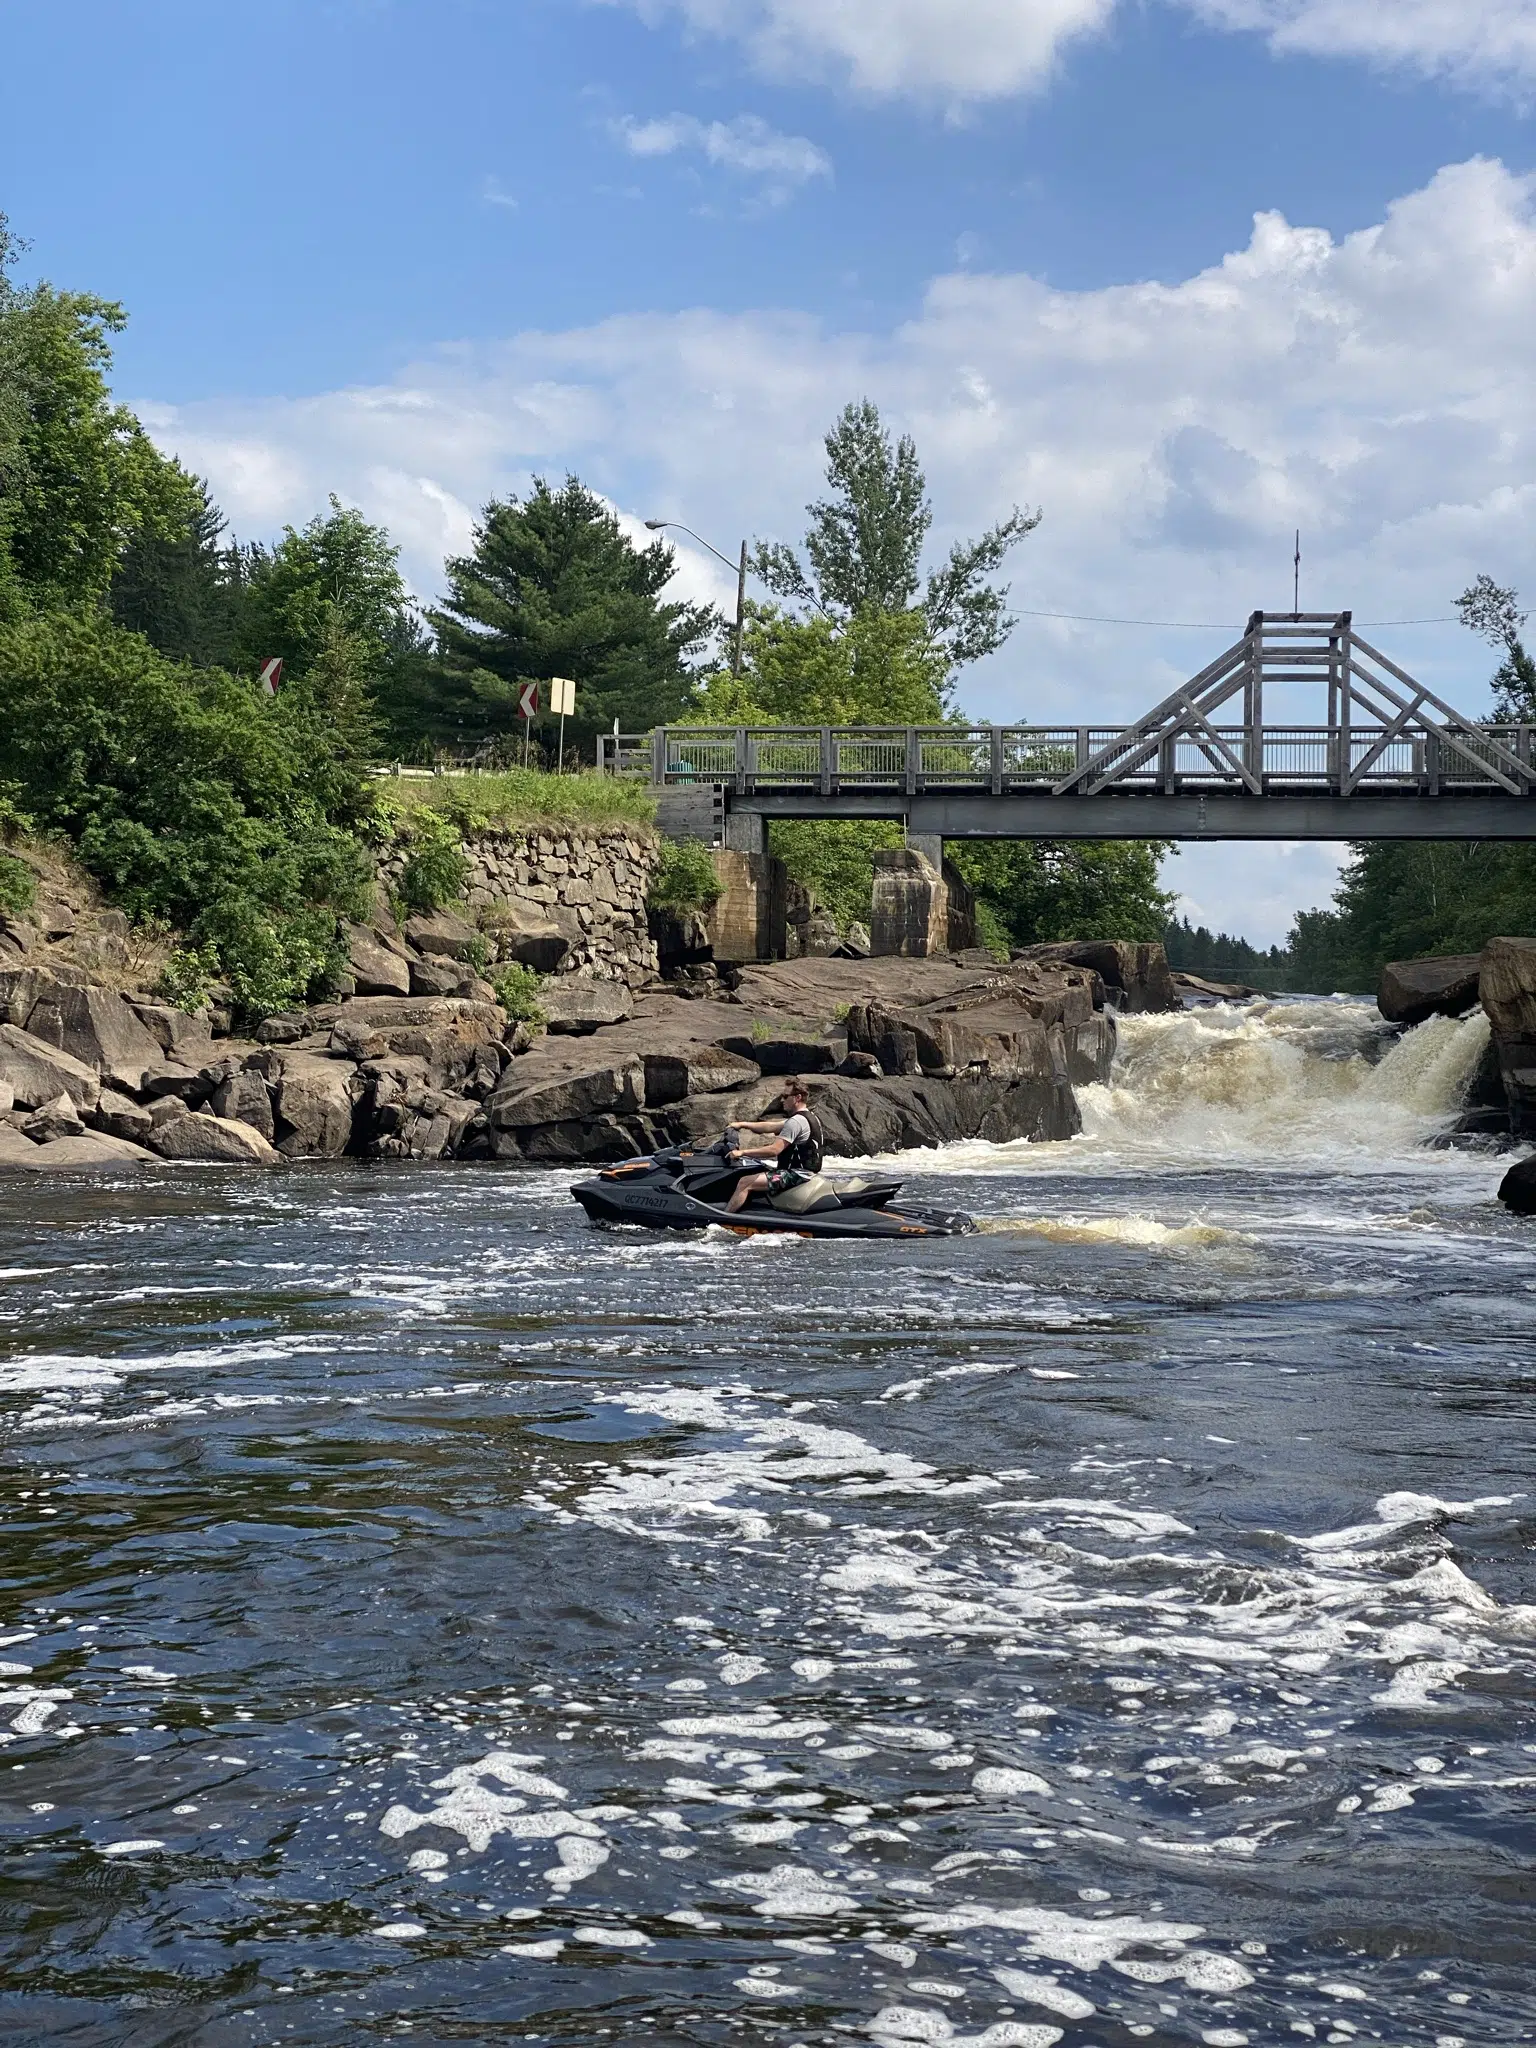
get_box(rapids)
[0,997,1531,2047]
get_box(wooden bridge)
[597,613,1536,846]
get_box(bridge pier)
[722,809,766,856]
[905,829,944,871]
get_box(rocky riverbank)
[0,934,1167,1173]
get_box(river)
[1,998,1532,2047]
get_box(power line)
[1013,607,1460,630]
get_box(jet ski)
[570,1133,975,1239]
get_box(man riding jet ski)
[569,1077,975,1239]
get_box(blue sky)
[4,0,1535,942]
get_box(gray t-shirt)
[777,1112,811,1155]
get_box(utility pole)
[734,538,747,676]
[645,519,749,677]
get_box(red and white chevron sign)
[517,681,539,721]
[258,657,283,695]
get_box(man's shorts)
[764,1166,808,1196]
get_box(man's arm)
[730,1133,786,1161]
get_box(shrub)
[646,837,721,914]
[0,850,35,919]
[492,963,545,1025]
[156,943,220,1013]
[397,810,469,912]
[462,932,492,978]
[192,897,348,1020]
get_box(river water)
[1,999,1532,2048]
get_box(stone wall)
[382,826,660,991]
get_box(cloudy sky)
[5,0,1535,941]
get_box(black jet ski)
[570,1133,975,1239]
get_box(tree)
[110,473,244,666]
[431,476,716,758]
[948,840,1174,953]
[239,495,412,680]
[699,602,949,726]
[1456,573,1536,720]
[0,220,194,614]
[752,397,1039,685]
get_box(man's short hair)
[781,1077,808,1101]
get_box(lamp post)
[644,520,748,677]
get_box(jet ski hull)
[571,1179,974,1238]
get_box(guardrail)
[597,724,1536,798]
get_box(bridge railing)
[597,724,1536,795]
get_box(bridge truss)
[598,613,1536,841]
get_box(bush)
[388,765,655,835]
[646,837,721,914]
[0,850,35,918]
[396,809,469,912]
[156,943,220,1012]
[492,963,545,1025]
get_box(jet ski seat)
[766,1173,841,1215]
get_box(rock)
[1480,937,1536,1132]
[0,968,60,1027]
[1174,971,1261,1004]
[409,955,478,998]
[209,1069,276,1141]
[1497,1156,1536,1212]
[141,1063,208,1102]
[149,1096,192,1130]
[22,983,166,1092]
[255,1013,307,1045]
[127,1001,217,1066]
[272,1053,356,1158]
[1377,954,1482,1026]
[1012,941,1179,1014]
[346,924,412,998]
[0,1080,10,1116]
[0,1125,42,1168]
[19,1092,86,1142]
[149,1112,280,1165]
[540,981,633,1035]
[714,1033,837,1076]
[842,922,872,959]
[836,1050,883,1079]
[94,1088,154,1145]
[37,897,75,939]
[6,1131,157,1171]
[404,907,481,960]
[0,1024,101,1111]
[486,902,571,975]
[642,1046,760,1107]
[488,1057,645,1133]
[304,996,505,1089]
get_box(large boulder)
[540,980,633,1035]
[208,1068,276,1141]
[19,1092,86,1143]
[305,997,505,1089]
[2,1130,157,1171]
[1011,940,1179,1014]
[22,984,165,1092]
[1479,938,1536,1131]
[487,1057,644,1134]
[403,907,481,961]
[486,902,571,975]
[272,1053,356,1157]
[714,1032,838,1076]
[346,924,412,997]
[93,1088,154,1145]
[127,1001,217,1067]
[1498,1156,1536,1214]
[0,1024,101,1112]
[409,955,478,998]
[149,1112,280,1165]
[1378,954,1482,1026]
[642,1046,760,1106]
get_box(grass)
[380,767,656,838]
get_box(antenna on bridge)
[1293,531,1301,617]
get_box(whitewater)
[0,997,1531,2047]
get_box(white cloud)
[141,157,1536,941]
[1187,0,1536,90]
[614,112,831,194]
[603,0,1113,103]
[605,0,1536,101]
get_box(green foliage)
[1456,573,1536,720]
[772,819,902,929]
[1162,915,1298,991]
[701,603,950,726]
[462,932,492,978]
[387,765,655,836]
[0,228,195,615]
[491,962,545,1025]
[646,837,722,914]
[110,475,244,667]
[155,942,220,1012]
[0,848,34,917]
[752,398,1039,677]
[947,840,1176,949]
[238,496,412,680]
[430,476,716,758]
[396,809,470,912]
[1282,840,1536,993]
[0,608,374,1016]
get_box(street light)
[644,519,748,677]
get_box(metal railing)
[597,722,1536,798]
